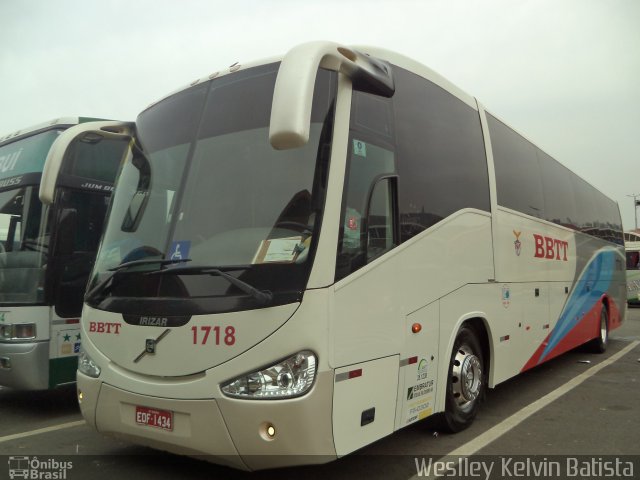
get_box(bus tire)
[441,325,485,433]
[590,305,609,354]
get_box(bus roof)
[141,43,478,114]
[0,117,106,146]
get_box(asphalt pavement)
[1,308,639,480]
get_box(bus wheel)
[441,325,485,433]
[590,306,609,353]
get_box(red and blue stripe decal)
[522,249,619,371]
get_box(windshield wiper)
[148,265,273,305]
[108,258,191,271]
[85,258,191,303]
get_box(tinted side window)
[488,114,544,219]
[607,200,623,244]
[489,114,621,245]
[538,150,577,228]
[393,67,490,241]
[335,138,396,281]
[571,175,596,232]
[593,190,623,244]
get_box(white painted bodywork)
[73,41,625,470]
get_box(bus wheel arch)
[440,318,490,433]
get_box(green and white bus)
[0,118,126,390]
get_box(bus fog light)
[78,390,84,404]
[259,422,277,441]
[221,350,317,399]
[78,348,101,378]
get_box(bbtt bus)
[0,118,125,390]
[45,42,626,470]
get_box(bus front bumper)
[0,341,49,390]
[77,371,337,471]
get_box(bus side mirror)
[269,41,394,150]
[121,190,149,232]
[40,121,133,205]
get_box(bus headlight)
[0,323,37,340]
[221,351,317,399]
[78,347,101,378]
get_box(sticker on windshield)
[168,241,191,261]
[353,139,367,157]
[253,236,303,264]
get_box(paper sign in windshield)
[253,237,302,264]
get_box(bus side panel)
[396,301,440,429]
[0,305,51,390]
[522,244,626,370]
[438,283,545,396]
[331,256,402,454]
[49,314,82,387]
[332,210,493,431]
[332,355,399,456]
[332,253,404,368]
[493,208,625,372]
[627,269,640,305]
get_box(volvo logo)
[145,338,157,353]
[134,329,170,363]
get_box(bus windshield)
[89,64,337,314]
[0,186,48,303]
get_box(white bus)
[625,234,640,305]
[46,42,626,470]
[0,118,125,390]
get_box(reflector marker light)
[399,356,418,367]
[500,335,510,342]
[335,368,363,382]
[65,318,80,324]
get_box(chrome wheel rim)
[600,311,608,344]
[451,343,482,408]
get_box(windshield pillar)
[306,75,353,289]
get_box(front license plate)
[135,406,173,431]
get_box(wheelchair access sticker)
[168,241,191,261]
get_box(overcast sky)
[1,0,638,229]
